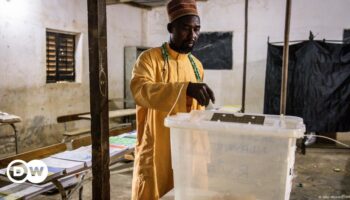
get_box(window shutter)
[46,32,57,83]
[46,31,75,83]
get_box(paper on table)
[109,137,136,148]
[109,144,128,157]
[41,157,85,174]
[0,182,44,199]
[51,146,92,167]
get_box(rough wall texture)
[1,0,350,158]
[0,0,90,157]
[0,1,143,158]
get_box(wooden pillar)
[280,0,292,115]
[87,0,110,199]
[241,0,249,113]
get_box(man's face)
[169,15,201,53]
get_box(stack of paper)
[0,130,139,199]
[117,130,137,139]
[0,175,78,199]
[41,157,85,174]
[0,182,45,200]
[109,143,128,157]
[109,136,136,148]
[51,146,92,167]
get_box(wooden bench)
[57,111,134,142]
[0,126,134,169]
[71,126,135,161]
[0,143,67,168]
[57,112,90,142]
[0,126,135,199]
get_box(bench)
[57,112,90,142]
[70,126,135,161]
[0,143,67,168]
[57,110,135,142]
[0,126,135,199]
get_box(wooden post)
[280,0,292,115]
[241,0,249,113]
[87,0,110,199]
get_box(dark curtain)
[264,40,350,132]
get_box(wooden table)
[0,128,136,200]
[0,113,21,154]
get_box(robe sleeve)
[130,51,189,113]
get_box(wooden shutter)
[46,32,75,83]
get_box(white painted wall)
[0,1,143,156]
[145,0,350,112]
[0,0,90,155]
[1,0,349,156]
[106,4,145,103]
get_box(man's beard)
[178,42,195,53]
[169,40,196,54]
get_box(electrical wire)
[305,135,350,148]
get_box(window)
[344,29,350,44]
[46,31,76,83]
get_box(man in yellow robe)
[130,0,215,199]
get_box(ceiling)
[106,0,207,9]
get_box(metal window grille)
[46,31,76,83]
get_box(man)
[130,0,215,199]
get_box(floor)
[290,148,350,200]
[31,146,350,200]
[34,162,134,200]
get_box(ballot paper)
[41,157,85,174]
[0,175,78,199]
[4,163,64,181]
[109,136,136,148]
[0,182,44,200]
[113,130,137,139]
[109,144,128,157]
[51,146,92,167]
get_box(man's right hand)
[186,82,215,106]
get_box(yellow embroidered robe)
[130,43,204,200]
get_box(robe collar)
[165,42,189,60]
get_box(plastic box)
[165,110,305,200]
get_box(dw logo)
[6,160,48,184]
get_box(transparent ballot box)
[165,110,305,200]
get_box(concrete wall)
[145,0,350,112]
[1,0,349,157]
[0,1,143,157]
[106,4,146,105]
[0,0,89,157]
